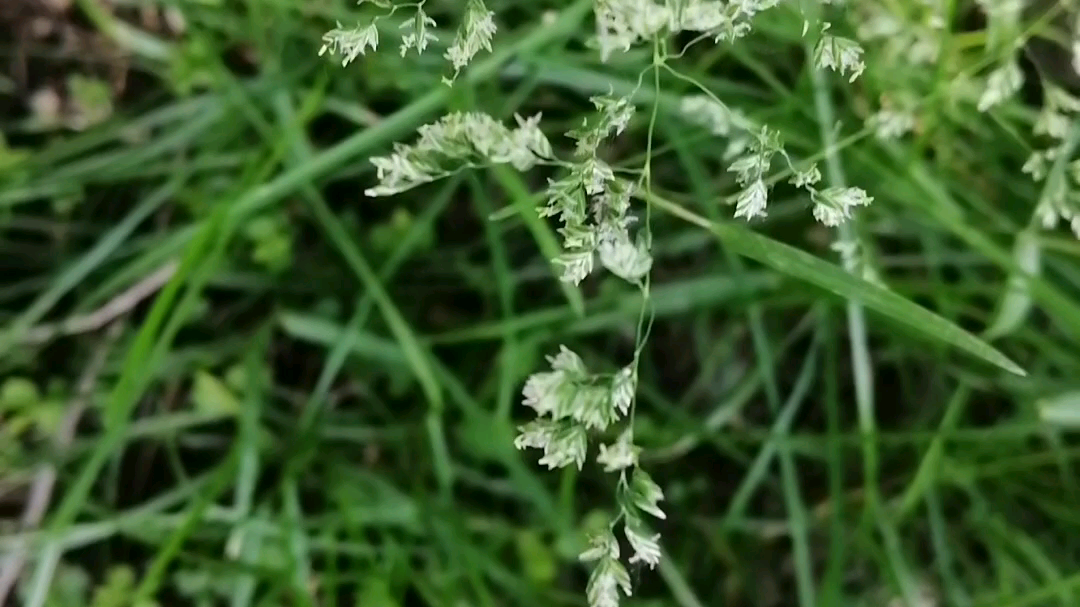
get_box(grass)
[3,1,1080,607]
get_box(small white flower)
[812,200,848,226]
[790,164,821,189]
[679,94,734,136]
[521,371,564,416]
[513,113,554,160]
[399,8,438,56]
[813,32,866,82]
[555,249,596,285]
[610,366,635,416]
[596,428,639,472]
[1035,108,1070,140]
[549,345,587,375]
[728,126,780,186]
[977,61,1022,112]
[535,422,589,470]
[1038,202,1059,230]
[593,0,668,61]
[811,186,873,226]
[579,528,620,562]
[624,522,662,568]
[586,554,633,607]
[734,179,768,220]
[570,384,620,430]
[629,469,666,520]
[319,22,379,66]
[569,94,635,156]
[1023,151,1048,181]
[597,233,652,283]
[580,158,616,195]
[514,418,558,451]
[592,94,635,139]
[868,108,916,140]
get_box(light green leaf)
[0,377,40,411]
[516,529,558,584]
[1038,391,1080,427]
[190,370,241,417]
[985,229,1039,340]
[649,193,1025,376]
[357,577,399,607]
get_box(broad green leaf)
[985,229,1040,340]
[649,193,1025,376]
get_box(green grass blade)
[646,192,1026,376]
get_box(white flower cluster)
[787,159,873,227]
[514,346,636,467]
[515,345,666,607]
[676,97,873,225]
[728,125,783,220]
[1023,87,1080,238]
[363,112,552,196]
[320,0,497,79]
[541,94,653,285]
[592,0,781,61]
[578,467,666,606]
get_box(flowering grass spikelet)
[593,0,668,61]
[582,529,633,607]
[597,429,640,472]
[977,61,1022,112]
[540,93,655,286]
[319,22,379,66]
[811,186,873,226]
[813,31,866,82]
[364,111,551,196]
[679,94,737,136]
[399,7,437,56]
[868,107,916,140]
[598,233,652,282]
[624,521,662,568]
[734,178,768,220]
[444,0,497,79]
[791,164,822,189]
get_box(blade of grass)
[0,175,185,353]
[897,385,972,518]
[272,89,452,498]
[644,190,1025,376]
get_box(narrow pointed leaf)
[650,193,1025,376]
